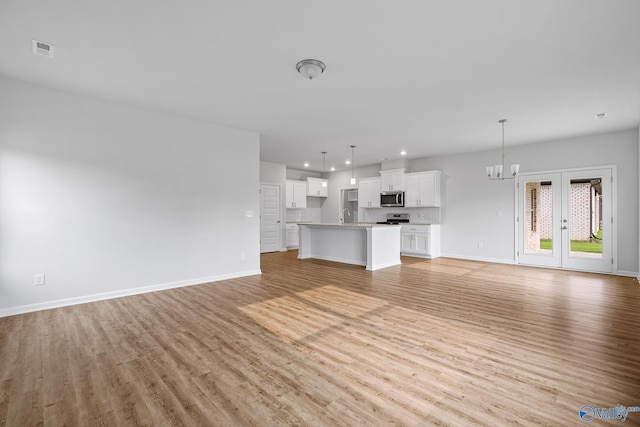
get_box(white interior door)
[518,168,613,273]
[260,184,280,253]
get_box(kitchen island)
[297,223,401,271]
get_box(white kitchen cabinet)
[404,171,441,207]
[358,177,381,208]
[400,224,441,258]
[306,177,328,197]
[286,180,307,208]
[380,168,406,192]
[286,223,299,249]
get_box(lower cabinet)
[286,223,299,249]
[400,225,441,258]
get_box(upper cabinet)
[358,177,381,208]
[306,177,328,198]
[404,171,441,207]
[380,168,406,192]
[286,180,307,208]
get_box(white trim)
[443,253,635,278]
[616,270,640,278]
[440,253,516,265]
[0,269,262,318]
[304,254,367,267]
[517,164,618,176]
[367,259,402,271]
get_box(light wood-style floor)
[1,252,639,426]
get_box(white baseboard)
[440,253,516,265]
[305,254,367,267]
[367,260,402,271]
[443,254,639,279]
[617,270,640,278]
[0,269,262,318]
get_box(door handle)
[561,226,567,230]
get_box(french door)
[517,168,613,273]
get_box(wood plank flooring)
[1,252,639,426]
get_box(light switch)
[245,210,254,218]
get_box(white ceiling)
[1,0,639,172]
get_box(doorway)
[260,183,281,253]
[517,167,613,273]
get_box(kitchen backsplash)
[361,207,441,224]
[286,207,322,223]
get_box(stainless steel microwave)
[380,191,404,207]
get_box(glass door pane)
[523,180,553,255]
[561,169,612,273]
[518,173,561,268]
[567,178,603,260]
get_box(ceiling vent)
[32,39,55,58]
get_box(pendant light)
[350,145,356,185]
[486,119,520,180]
[321,151,328,187]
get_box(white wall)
[260,160,285,183]
[0,77,261,316]
[409,128,639,273]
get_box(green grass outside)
[539,229,602,253]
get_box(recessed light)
[330,167,335,171]
[345,160,351,165]
[400,151,407,156]
[304,162,309,167]
[596,112,607,119]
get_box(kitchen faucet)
[343,207,351,217]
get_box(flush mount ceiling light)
[350,145,357,185]
[486,119,520,180]
[296,59,326,80]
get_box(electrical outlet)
[240,252,246,260]
[477,242,483,249]
[34,273,45,286]
[497,210,503,217]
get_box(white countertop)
[298,222,401,228]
